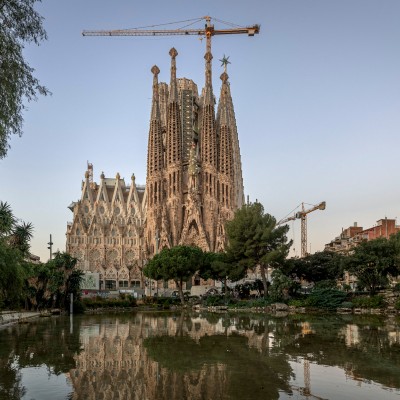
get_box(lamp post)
[47,234,53,260]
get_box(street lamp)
[47,234,53,260]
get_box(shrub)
[351,295,385,309]
[393,283,400,293]
[340,301,354,309]
[72,299,86,314]
[394,298,400,310]
[82,296,137,309]
[203,295,225,306]
[288,299,307,307]
[306,288,347,309]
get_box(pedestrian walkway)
[0,311,41,326]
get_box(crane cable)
[111,16,249,32]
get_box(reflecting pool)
[0,312,399,399]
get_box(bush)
[72,299,86,314]
[340,301,354,309]
[393,283,400,293]
[351,295,385,309]
[288,299,307,307]
[203,295,225,306]
[82,296,137,309]
[394,298,400,310]
[154,297,180,308]
[306,288,347,309]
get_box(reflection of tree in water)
[283,314,400,389]
[0,316,82,398]
[0,358,26,400]
[144,333,292,399]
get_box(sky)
[1,0,400,262]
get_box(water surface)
[0,312,399,399]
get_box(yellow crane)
[82,16,260,53]
[277,201,326,258]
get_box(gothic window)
[111,229,116,237]
[76,228,80,236]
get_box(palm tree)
[10,222,34,256]
[0,201,15,237]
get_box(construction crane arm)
[277,215,296,226]
[296,201,326,218]
[82,25,260,38]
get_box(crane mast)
[82,16,260,53]
[277,201,326,258]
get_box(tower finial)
[169,48,178,103]
[150,65,161,120]
[219,54,231,73]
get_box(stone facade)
[66,47,244,291]
[66,164,146,290]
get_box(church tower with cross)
[145,48,245,257]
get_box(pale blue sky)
[1,0,400,261]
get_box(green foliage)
[199,251,246,285]
[203,295,225,306]
[346,236,400,296]
[82,296,137,309]
[0,239,26,309]
[351,295,385,309]
[281,251,344,284]
[340,301,354,309]
[269,269,299,302]
[226,202,291,296]
[143,245,204,304]
[306,288,348,309]
[287,298,307,307]
[72,299,86,314]
[0,201,34,309]
[0,0,50,158]
[224,298,274,308]
[394,298,400,310]
[25,252,84,311]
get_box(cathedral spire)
[218,71,230,126]
[150,65,161,121]
[166,48,182,166]
[216,63,245,209]
[203,51,214,105]
[147,65,163,177]
[169,48,178,103]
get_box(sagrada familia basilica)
[66,48,244,291]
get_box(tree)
[346,236,400,296]
[26,252,83,311]
[0,201,33,308]
[143,246,203,304]
[225,202,292,297]
[270,269,300,301]
[0,0,50,158]
[199,251,246,300]
[281,251,344,288]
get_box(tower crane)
[277,201,326,258]
[82,16,260,53]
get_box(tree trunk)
[260,264,269,298]
[175,279,185,305]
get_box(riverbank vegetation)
[0,201,83,311]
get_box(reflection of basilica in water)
[67,313,400,400]
[1,313,400,399]
[69,314,280,400]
